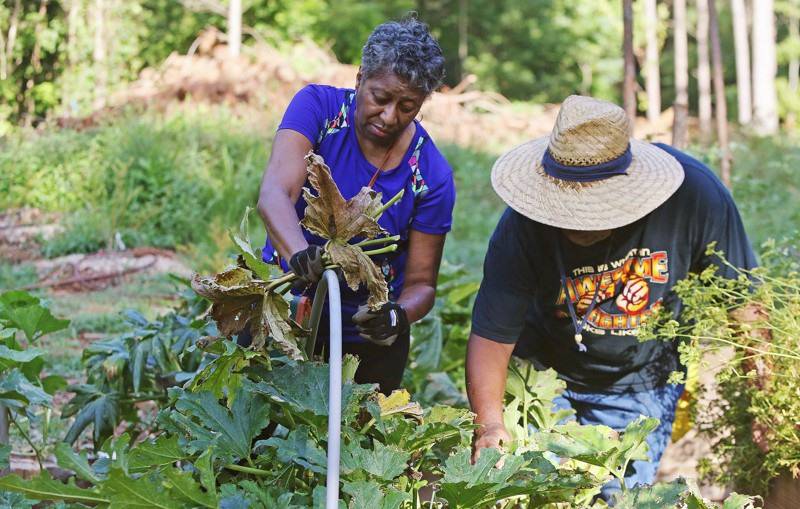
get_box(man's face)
[354,70,426,148]
[561,229,613,247]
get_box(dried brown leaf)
[191,268,304,360]
[327,243,388,310]
[300,152,386,241]
[258,293,304,360]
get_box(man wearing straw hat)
[467,95,756,500]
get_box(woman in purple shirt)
[255,18,456,394]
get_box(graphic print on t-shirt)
[555,247,669,336]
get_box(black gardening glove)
[289,245,325,287]
[352,302,409,347]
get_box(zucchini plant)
[0,154,760,507]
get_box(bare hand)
[472,422,511,465]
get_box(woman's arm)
[396,230,446,323]
[257,129,314,261]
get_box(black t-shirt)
[471,144,757,392]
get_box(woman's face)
[354,71,427,148]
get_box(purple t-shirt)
[263,84,456,342]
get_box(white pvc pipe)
[317,270,342,509]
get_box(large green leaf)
[259,425,327,474]
[0,369,51,408]
[102,468,182,509]
[163,468,218,508]
[439,448,592,508]
[0,491,36,508]
[228,207,275,282]
[188,341,265,400]
[0,345,45,365]
[195,448,217,495]
[341,481,409,509]
[534,416,659,478]
[720,493,759,509]
[54,442,101,483]
[238,481,306,509]
[128,435,187,471]
[168,387,268,462]
[614,478,689,508]
[249,362,375,432]
[0,472,108,505]
[0,291,69,342]
[62,385,120,445]
[340,440,410,481]
[505,363,572,432]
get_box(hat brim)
[491,138,685,231]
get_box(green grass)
[1,105,270,261]
[0,262,39,291]
[440,143,506,267]
[728,136,800,248]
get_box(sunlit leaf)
[128,435,187,471]
[0,369,52,408]
[228,206,275,281]
[0,291,69,342]
[54,443,101,483]
[342,481,409,509]
[0,472,108,505]
[168,387,269,462]
[340,440,410,481]
[102,468,180,509]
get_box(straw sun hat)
[491,95,685,231]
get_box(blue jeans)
[551,383,684,503]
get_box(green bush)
[1,106,268,258]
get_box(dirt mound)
[1,208,191,292]
[57,28,566,152]
[29,248,191,293]
[0,208,63,263]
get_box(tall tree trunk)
[644,0,661,124]
[751,0,779,135]
[1,0,22,80]
[23,0,49,126]
[227,0,242,57]
[730,0,752,125]
[63,0,81,115]
[787,12,799,129]
[92,0,107,109]
[708,0,731,187]
[458,0,468,83]
[623,0,636,124]
[672,0,689,148]
[696,0,713,140]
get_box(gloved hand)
[352,302,409,346]
[288,245,325,287]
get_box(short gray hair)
[360,18,445,96]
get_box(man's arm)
[466,333,515,461]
